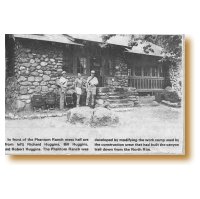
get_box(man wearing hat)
[57,71,68,109]
[86,70,99,107]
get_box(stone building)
[5,34,172,111]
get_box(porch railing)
[128,76,165,90]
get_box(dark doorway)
[90,57,103,87]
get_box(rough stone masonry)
[6,39,68,111]
[5,39,131,111]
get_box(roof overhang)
[124,48,164,57]
[13,34,84,46]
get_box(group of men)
[57,70,98,109]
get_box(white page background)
[0,1,199,199]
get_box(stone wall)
[5,39,129,112]
[104,57,128,87]
[168,61,183,98]
[5,76,19,111]
[6,39,70,111]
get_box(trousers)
[86,91,95,106]
[76,94,81,105]
[60,91,65,110]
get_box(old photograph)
[5,34,184,155]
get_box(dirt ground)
[5,105,184,155]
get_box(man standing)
[57,71,68,110]
[74,73,84,107]
[86,70,98,107]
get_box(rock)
[35,77,43,82]
[28,53,33,58]
[20,58,28,63]
[35,58,40,63]
[43,75,50,81]
[97,87,110,93]
[20,70,27,76]
[50,58,55,62]
[19,95,30,100]
[40,61,48,66]
[95,99,110,108]
[67,107,93,125]
[36,65,41,69]
[30,59,35,64]
[14,115,19,120]
[16,100,25,111]
[20,81,32,86]
[33,82,39,86]
[165,86,174,92]
[29,67,35,72]
[163,90,181,103]
[35,86,41,92]
[40,81,47,86]
[18,76,27,82]
[8,113,15,119]
[151,101,159,106]
[28,89,35,94]
[67,107,119,127]
[31,71,39,76]
[32,63,38,67]
[38,70,43,73]
[42,86,48,92]
[49,80,56,84]
[92,107,119,126]
[57,69,63,72]
[26,99,31,103]
[51,85,57,89]
[20,86,28,94]
[44,71,51,75]
[161,100,181,108]
[25,49,31,53]
[20,66,26,70]
[28,76,35,82]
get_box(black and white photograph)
[5,34,184,155]
[2,1,200,199]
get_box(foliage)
[101,34,183,62]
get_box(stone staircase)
[96,87,139,111]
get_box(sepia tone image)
[5,34,184,155]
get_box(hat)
[91,70,95,74]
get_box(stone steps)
[109,102,135,109]
[96,87,139,109]
[107,98,136,104]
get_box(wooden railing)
[128,76,165,90]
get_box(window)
[152,66,158,77]
[77,57,87,74]
[143,66,151,76]
[135,66,142,76]
[158,66,164,77]
[105,59,114,76]
[63,49,73,73]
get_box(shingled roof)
[125,40,164,57]
[68,34,132,47]
[13,34,83,46]
[69,34,164,57]
[13,34,164,57]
